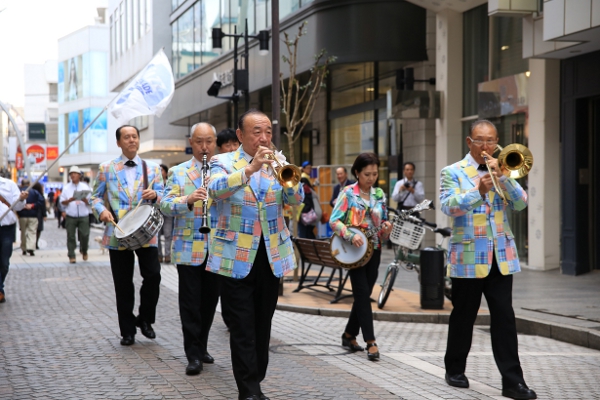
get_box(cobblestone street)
[1,223,600,399]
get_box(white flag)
[110,49,175,124]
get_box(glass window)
[330,63,375,110]
[120,3,125,55]
[256,0,267,31]
[179,7,194,77]
[139,0,146,36]
[172,0,179,12]
[110,14,115,63]
[133,0,139,43]
[203,0,220,64]
[194,2,201,67]
[127,0,133,49]
[490,16,528,80]
[463,4,489,117]
[172,21,179,79]
[330,111,374,166]
[145,0,152,33]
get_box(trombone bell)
[497,143,533,179]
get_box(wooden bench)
[292,237,352,304]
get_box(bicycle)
[377,200,452,309]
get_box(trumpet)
[198,153,211,234]
[264,145,302,188]
[481,143,533,205]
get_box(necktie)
[478,164,487,171]
[124,160,137,167]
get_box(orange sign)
[47,146,59,160]
[26,144,45,164]
[16,146,23,170]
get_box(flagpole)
[0,47,169,221]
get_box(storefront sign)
[25,144,47,169]
[47,146,59,160]
[478,73,528,119]
[28,122,46,141]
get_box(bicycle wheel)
[377,266,397,309]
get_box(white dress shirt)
[123,154,141,194]
[60,181,92,218]
[0,177,26,226]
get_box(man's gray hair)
[190,122,217,137]
[469,119,497,136]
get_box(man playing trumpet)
[440,120,536,399]
[206,109,304,400]
[160,122,220,376]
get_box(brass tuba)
[264,145,302,188]
[482,143,533,205]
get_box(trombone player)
[160,122,220,376]
[206,109,304,400]
[440,120,536,400]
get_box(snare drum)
[115,204,164,250]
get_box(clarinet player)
[160,123,219,375]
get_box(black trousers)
[345,250,381,342]
[177,261,220,362]
[445,256,525,387]
[220,239,280,400]
[109,247,161,337]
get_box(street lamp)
[208,19,270,125]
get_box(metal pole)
[0,101,32,178]
[233,26,239,125]
[244,20,250,112]
[271,0,280,149]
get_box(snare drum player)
[329,152,392,361]
[91,125,164,346]
[161,123,220,376]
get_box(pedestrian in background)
[32,183,47,250]
[216,128,240,153]
[329,166,355,207]
[61,166,91,263]
[392,162,425,210]
[47,189,55,215]
[0,176,28,303]
[17,179,44,256]
[298,177,317,239]
[157,164,173,264]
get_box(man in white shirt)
[391,162,425,210]
[60,166,91,263]
[0,176,29,303]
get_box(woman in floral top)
[329,153,392,361]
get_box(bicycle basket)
[389,219,426,250]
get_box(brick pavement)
[1,222,599,399]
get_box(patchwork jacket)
[439,154,528,278]
[91,155,164,250]
[160,158,217,266]
[206,147,304,279]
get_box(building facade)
[108,0,188,167]
[57,17,120,180]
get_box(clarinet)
[198,154,211,234]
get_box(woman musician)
[329,152,393,361]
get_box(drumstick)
[111,220,126,235]
[132,175,160,215]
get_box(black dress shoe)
[445,373,469,388]
[185,359,202,376]
[366,342,380,361]
[28,250,34,256]
[502,383,537,399]
[242,396,260,400]
[341,333,364,352]
[120,335,135,346]
[259,395,270,400]
[136,320,156,339]
[202,352,214,364]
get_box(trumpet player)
[440,120,536,399]
[206,109,304,400]
[160,122,219,376]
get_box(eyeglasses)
[468,137,498,146]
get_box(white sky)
[0,0,101,107]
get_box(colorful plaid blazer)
[91,155,164,250]
[329,183,389,250]
[160,158,217,266]
[439,154,528,278]
[206,147,304,279]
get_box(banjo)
[330,199,433,270]
[330,224,387,270]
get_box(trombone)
[481,144,533,205]
[264,145,302,188]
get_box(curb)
[276,304,600,351]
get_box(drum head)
[331,228,368,266]
[115,205,153,238]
